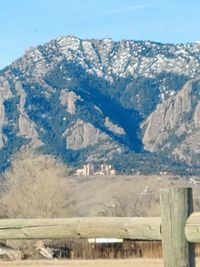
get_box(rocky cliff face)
[1,36,200,174]
[142,77,200,164]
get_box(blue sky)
[0,0,200,69]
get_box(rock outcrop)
[104,117,125,135]
[63,119,108,150]
[60,90,81,114]
[1,36,200,173]
[142,78,200,163]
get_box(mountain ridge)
[1,36,200,174]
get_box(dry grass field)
[0,259,164,267]
[68,174,200,216]
[0,259,200,267]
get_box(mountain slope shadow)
[45,61,143,152]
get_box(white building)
[75,164,116,176]
[75,163,94,176]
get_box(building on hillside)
[75,164,116,176]
[75,164,94,176]
[100,164,116,175]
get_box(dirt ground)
[1,258,200,267]
[0,259,164,267]
[0,259,200,267]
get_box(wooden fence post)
[160,187,195,267]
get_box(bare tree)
[1,151,77,218]
[99,190,159,217]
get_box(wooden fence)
[0,187,199,266]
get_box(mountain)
[142,77,200,164]
[1,36,200,174]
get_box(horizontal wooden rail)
[186,212,200,242]
[0,187,197,266]
[0,217,161,240]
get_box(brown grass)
[68,174,200,216]
[0,259,164,267]
[1,259,200,267]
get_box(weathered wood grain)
[160,187,195,267]
[185,212,200,242]
[0,217,161,240]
